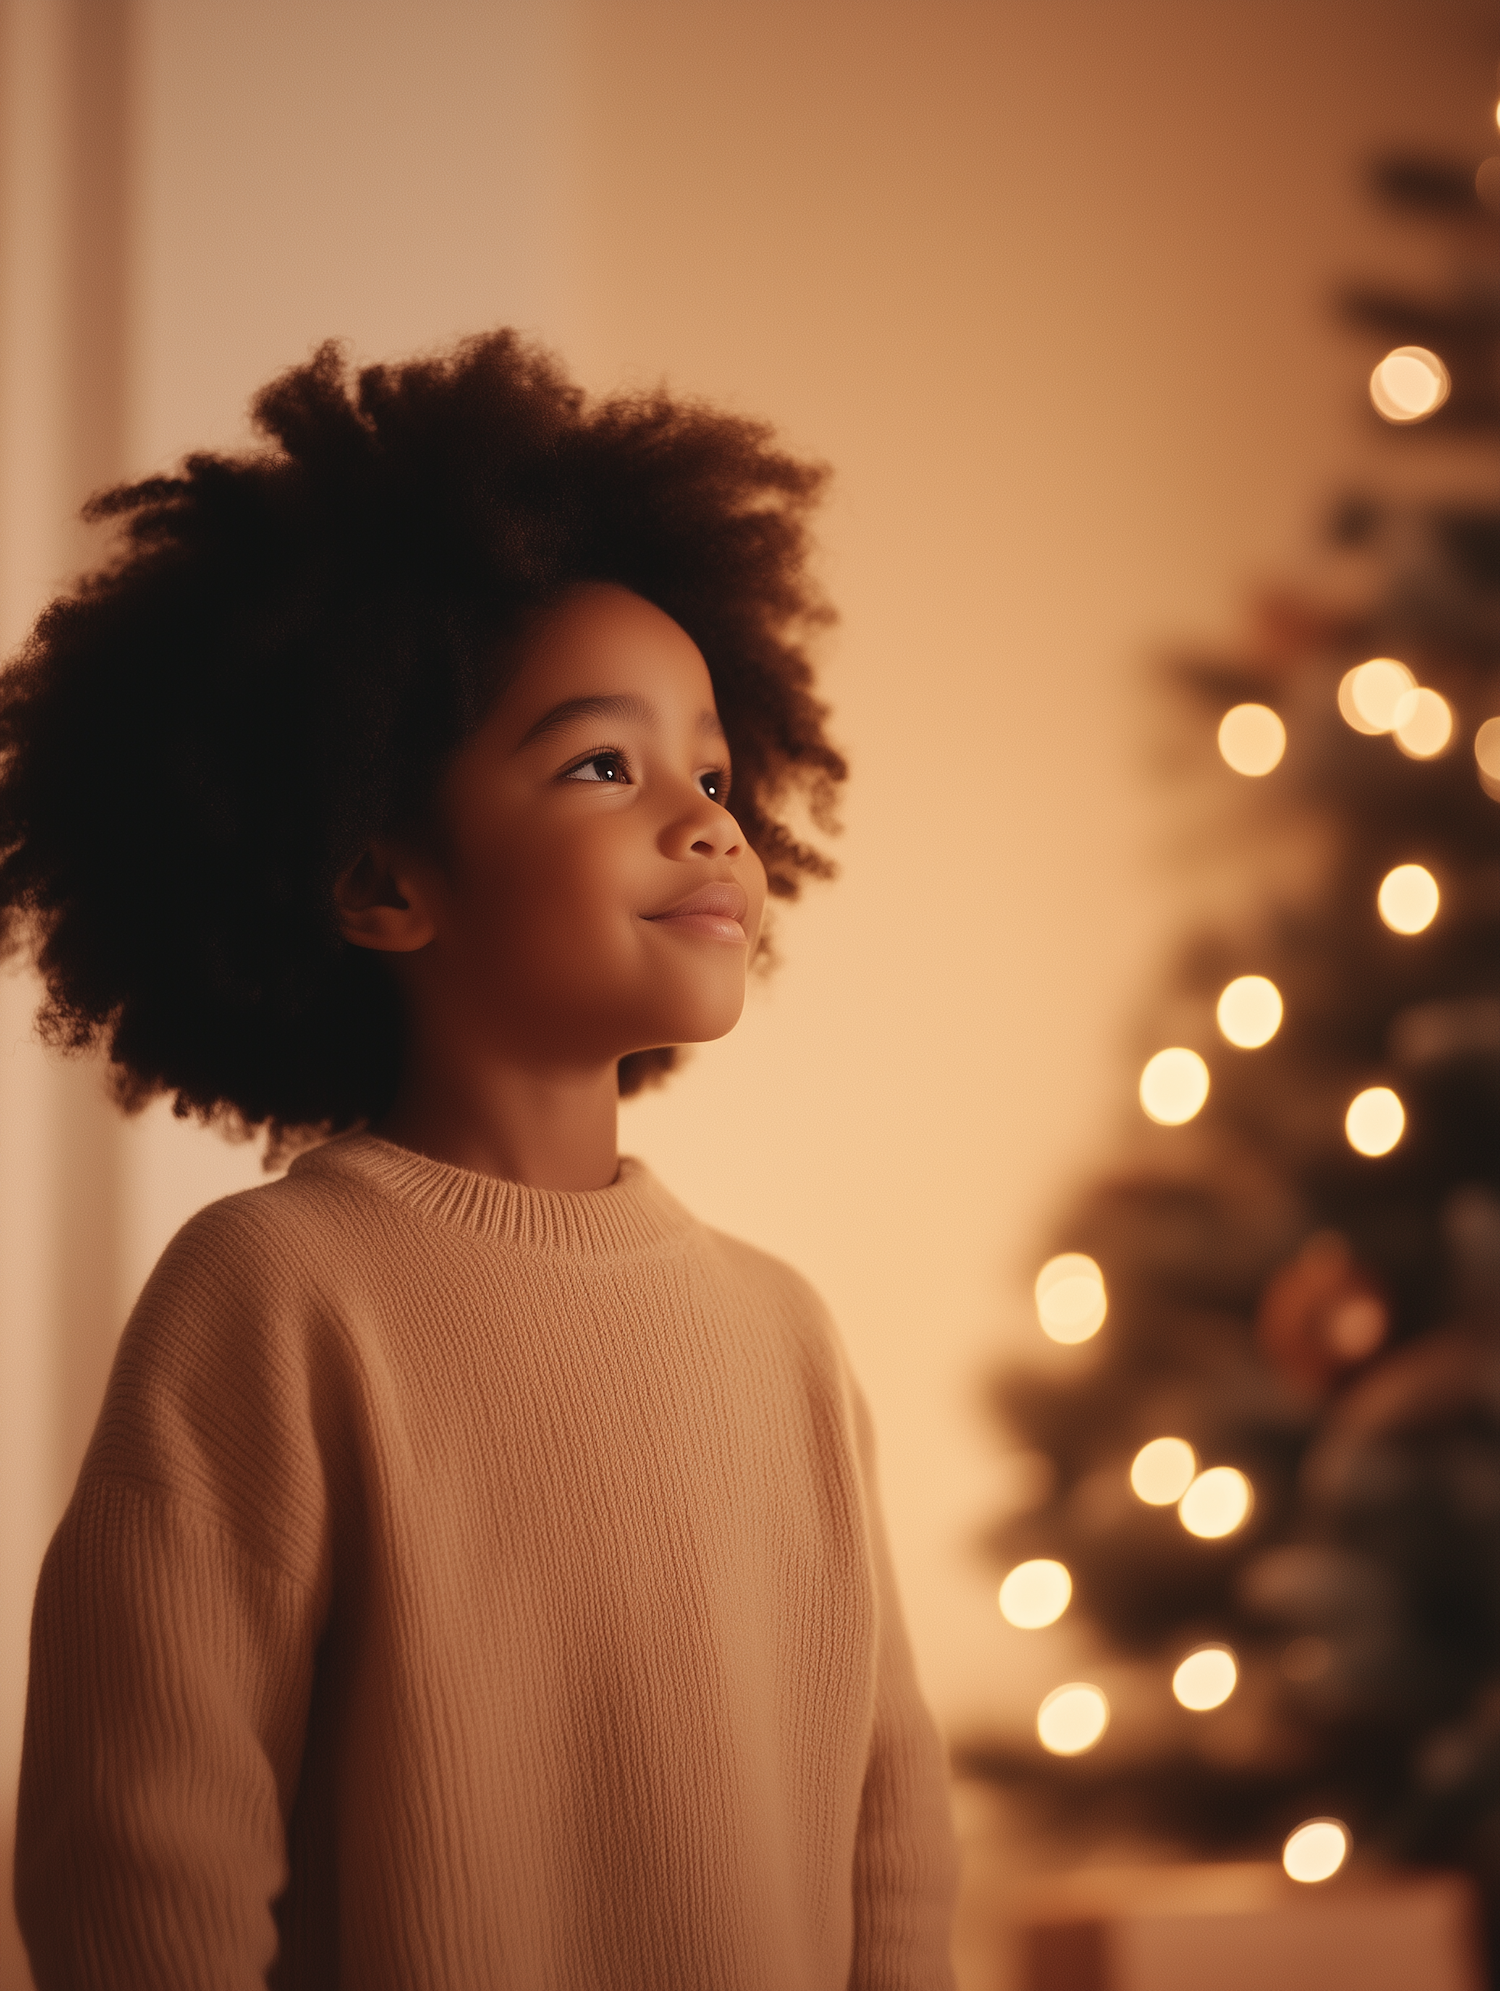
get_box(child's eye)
[699,768,730,803]
[564,750,631,785]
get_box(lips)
[644,881,749,941]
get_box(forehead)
[501,584,714,719]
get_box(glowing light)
[1036,1682,1110,1756]
[1216,975,1282,1049]
[1172,1645,1238,1711]
[1476,717,1500,800]
[1034,1254,1107,1345]
[1369,346,1450,424]
[1139,1048,1209,1126]
[1392,687,1453,759]
[1283,1818,1350,1884]
[1130,1437,1197,1506]
[1345,1086,1404,1158]
[1337,657,1414,735]
[998,1559,1072,1629]
[1217,703,1286,776]
[1479,159,1500,214]
[1179,1466,1252,1540]
[1328,1294,1386,1360]
[1377,864,1438,935]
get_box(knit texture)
[15,1134,958,1989]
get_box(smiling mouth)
[643,881,749,942]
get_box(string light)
[1140,1048,1209,1125]
[1216,975,1282,1049]
[1034,1254,1107,1344]
[1377,864,1438,935]
[1129,1438,1197,1506]
[1217,704,1286,776]
[1283,1819,1350,1884]
[1337,662,1451,756]
[1171,1645,1238,1711]
[1339,658,1412,733]
[1337,657,1414,734]
[998,1559,1072,1629]
[1345,1086,1404,1157]
[1475,716,1500,800]
[1369,346,1449,424]
[1391,687,1453,759]
[1036,1683,1110,1756]
[1178,1466,1252,1539]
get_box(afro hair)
[0,330,845,1156]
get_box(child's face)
[385,583,768,1070]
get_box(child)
[3,332,958,1988]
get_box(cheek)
[460,824,641,972]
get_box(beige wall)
[569,0,1498,1738]
[2,0,1497,1977]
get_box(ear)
[333,843,438,953]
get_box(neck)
[374,1045,621,1192]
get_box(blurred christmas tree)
[965,144,1500,1947]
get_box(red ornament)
[1256,1232,1389,1394]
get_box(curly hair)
[0,331,845,1155]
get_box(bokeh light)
[1130,1437,1197,1506]
[1392,687,1453,759]
[1327,1293,1386,1361]
[1172,1645,1238,1712]
[1178,1466,1252,1540]
[1283,1819,1350,1884]
[1337,656,1414,735]
[1216,975,1283,1049]
[1345,1086,1404,1158]
[1034,1254,1107,1345]
[1475,716,1500,799]
[1036,1682,1110,1756]
[998,1559,1072,1629]
[1139,1048,1210,1126]
[1217,703,1286,776]
[1369,346,1449,424]
[1377,863,1438,935]
[1479,158,1500,214]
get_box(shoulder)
[113,1139,403,1427]
[83,1156,381,1570]
[697,1223,864,1397]
[702,1225,832,1317]
[134,1176,315,1315]
[132,1131,401,1325]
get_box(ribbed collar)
[289,1132,701,1259]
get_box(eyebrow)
[518,693,726,749]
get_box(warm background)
[1,0,1495,1981]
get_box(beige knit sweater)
[15,1133,958,1990]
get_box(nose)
[660,780,743,861]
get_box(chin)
[634,993,747,1051]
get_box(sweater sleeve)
[848,1386,959,1991]
[13,1198,334,1991]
